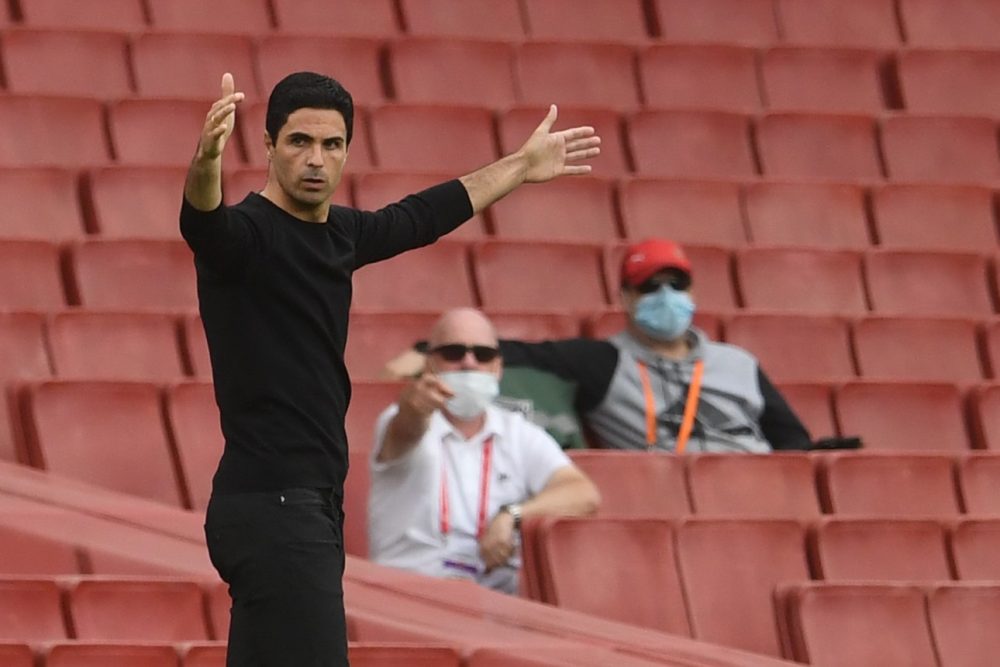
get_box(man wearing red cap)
[492,238,811,453]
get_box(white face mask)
[437,370,500,420]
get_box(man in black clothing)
[181,71,599,666]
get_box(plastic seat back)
[619,179,747,247]
[760,47,886,113]
[818,452,961,516]
[1,30,132,98]
[68,240,197,311]
[775,0,901,47]
[872,184,998,252]
[725,314,854,382]
[68,578,209,640]
[864,250,993,318]
[390,38,515,107]
[756,113,882,180]
[687,454,821,518]
[950,518,1000,580]
[86,166,187,239]
[639,44,760,111]
[0,578,67,641]
[810,518,952,581]
[852,316,983,382]
[927,583,1000,667]
[880,116,1000,184]
[628,111,755,179]
[567,451,690,518]
[165,382,223,512]
[743,182,870,249]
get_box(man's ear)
[264,132,274,159]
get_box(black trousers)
[205,488,350,667]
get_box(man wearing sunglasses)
[497,238,812,453]
[368,308,600,593]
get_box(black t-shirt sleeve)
[758,369,813,450]
[499,338,619,413]
[179,197,261,278]
[350,179,474,269]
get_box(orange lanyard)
[439,436,494,539]
[637,359,704,454]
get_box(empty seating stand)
[686,454,821,518]
[0,30,132,99]
[639,45,761,112]
[810,518,952,581]
[760,47,886,113]
[871,184,999,252]
[742,181,870,249]
[389,39,516,108]
[852,316,983,382]
[618,179,747,248]
[566,451,689,518]
[775,0,902,48]
[67,578,210,640]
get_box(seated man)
[387,238,813,453]
[368,308,600,594]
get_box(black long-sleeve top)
[180,182,473,495]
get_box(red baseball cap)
[620,239,692,288]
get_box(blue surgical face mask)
[633,285,695,341]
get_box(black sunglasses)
[635,271,692,295]
[429,344,501,363]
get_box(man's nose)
[306,144,323,166]
[459,350,479,370]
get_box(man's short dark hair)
[265,71,354,145]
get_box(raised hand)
[198,72,245,161]
[517,105,601,183]
[398,371,454,420]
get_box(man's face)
[622,268,694,314]
[426,315,503,377]
[264,107,348,221]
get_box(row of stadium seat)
[6,166,1000,253]
[7,95,1000,184]
[1,238,996,316]
[8,29,1000,117]
[520,515,1000,659]
[3,309,998,385]
[4,0,1000,50]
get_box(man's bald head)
[426,308,502,375]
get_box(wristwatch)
[500,503,523,530]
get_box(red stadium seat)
[345,313,439,382]
[0,240,66,309]
[182,644,226,667]
[498,106,628,178]
[109,99,241,168]
[834,382,969,452]
[567,451,689,518]
[346,381,404,452]
[537,517,690,634]
[165,382,223,512]
[398,0,526,40]
[0,167,84,240]
[522,0,648,42]
[85,166,187,239]
[775,383,837,440]
[131,33,258,100]
[735,248,867,315]
[0,96,109,167]
[389,39,515,108]
[271,0,398,37]
[349,645,462,667]
[0,578,67,641]
[68,239,197,311]
[970,384,1000,451]
[760,47,887,113]
[67,578,209,640]
[871,184,998,252]
[146,0,271,34]
[743,181,870,249]
[898,49,1000,115]
[352,172,485,239]
[880,116,1000,183]
[516,42,640,111]
[864,250,993,317]
[899,0,1000,48]
[20,380,185,505]
[618,179,747,247]
[927,583,1000,667]
[489,177,619,242]
[0,312,51,460]
[687,453,820,518]
[628,110,755,179]
[18,0,146,29]
[755,113,882,180]
[48,311,185,381]
[46,643,182,667]
[638,45,761,111]
[775,0,901,48]
[988,320,1000,380]
[472,241,607,309]
[818,452,961,516]
[779,583,937,666]
[182,315,211,380]
[950,518,1000,580]
[0,30,132,98]
[606,243,738,313]
[344,448,369,557]
[676,518,809,657]
[652,0,779,45]
[810,518,952,581]
[256,36,385,106]
[0,644,32,667]
[852,316,983,382]
[204,582,229,642]
[958,452,1000,513]
[368,105,496,173]
[351,242,475,311]
[725,314,855,382]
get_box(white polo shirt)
[368,404,571,594]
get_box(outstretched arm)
[458,105,600,214]
[184,72,245,211]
